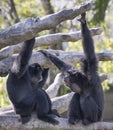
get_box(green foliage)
[58,85,71,96]
[0,0,46,28]
[92,0,110,25]
[0,77,10,107]
[15,0,44,17]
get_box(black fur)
[6,38,59,124]
[39,13,104,125]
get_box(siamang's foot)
[52,119,59,125]
[77,12,86,24]
[68,117,81,125]
[20,115,31,124]
[38,115,59,125]
[82,119,91,125]
[52,109,61,117]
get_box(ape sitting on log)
[40,13,104,125]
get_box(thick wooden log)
[0,3,94,48]
[0,27,103,60]
[0,50,112,77]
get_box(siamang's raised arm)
[38,68,49,88]
[39,50,72,72]
[79,13,98,75]
[11,38,35,77]
[81,58,88,76]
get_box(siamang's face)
[28,63,43,86]
[64,70,88,93]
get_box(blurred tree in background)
[0,0,113,107]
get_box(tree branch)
[9,0,20,23]
[0,3,94,48]
[0,27,103,60]
[41,0,54,15]
[46,73,63,98]
[0,109,112,130]
[0,7,12,26]
[0,50,112,77]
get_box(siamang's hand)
[77,12,86,23]
[38,50,50,57]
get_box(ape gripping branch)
[0,2,113,130]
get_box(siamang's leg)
[68,93,83,124]
[51,109,60,117]
[36,89,59,125]
[20,115,31,124]
[42,90,60,117]
[15,107,32,124]
[81,58,88,76]
[39,50,72,72]
[15,95,35,124]
[80,96,98,125]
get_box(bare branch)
[35,27,103,46]
[46,73,63,98]
[0,7,11,26]
[0,27,103,60]
[0,3,94,48]
[9,0,20,23]
[52,92,74,113]
[41,0,54,14]
[0,50,112,77]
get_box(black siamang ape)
[6,37,59,124]
[40,13,104,125]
